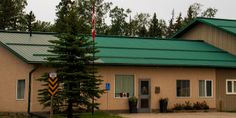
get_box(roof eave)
[171,18,236,38]
[0,41,30,64]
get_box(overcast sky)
[26,0,236,24]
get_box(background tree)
[0,0,27,30]
[32,20,55,32]
[75,0,112,35]
[166,10,175,37]
[38,1,103,118]
[109,6,128,35]
[201,8,218,18]
[148,13,162,38]
[174,13,183,32]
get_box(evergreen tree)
[174,13,183,32]
[166,9,175,37]
[148,13,162,38]
[38,0,103,117]
[138,25,148,37]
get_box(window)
[17,80,25,100]
[199,80,213,97]
[115,75,134,98]
[176,80,190,97]
[226,79,236,94]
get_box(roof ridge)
[197,17,236,22]
[98,46,224,53]
[0,30,57,35]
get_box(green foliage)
[38,0,104,117]
[173,101,209,110]
[148,13,163,38]
[0,0,27,30]
[109,6,128,35]
[53,111,123,118]
[128,96,138,103]
[37,73,64,113]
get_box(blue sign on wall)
[105,83,110,91]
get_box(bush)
[129,96,138,103]
[173,101,209,111]
[173,103,185,110]
[184,101,193,110]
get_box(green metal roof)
[1,31,236,68]
[172,17,236,38]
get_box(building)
[172,17,236,111]
[1,18,236,113]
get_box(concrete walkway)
[120,112,236,118]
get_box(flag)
[92,3,96,41]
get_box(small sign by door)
[105,83,110,91]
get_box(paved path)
[120,112,236,118]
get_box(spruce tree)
[38,0,103,117]
[174,13,183,32]
[148,13,162,38]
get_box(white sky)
[26,0,236,24]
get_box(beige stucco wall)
[0,46,32,112]
[97,66,216,111]
[179,23,236,56]
[0,45,217,112]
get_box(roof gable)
[172,17,236,38]
[1,31,236,68]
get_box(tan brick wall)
[97,66,216,111]
[0,45,217,112]
[0,46,32,112]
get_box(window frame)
[199,80,213,98]
[16,79,25,100]
[176,80,191,98]
[226,79,236,95]
[114,74,135,99]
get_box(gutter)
[27,65,39,115]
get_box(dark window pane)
[228,81,232,93]
[206,81,212,96]
[141,81,149,95]
[141,99,149,108]
[177,80,190,97]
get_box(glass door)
[139,80,150,112]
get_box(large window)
[199,80,213,97]
[115,75,134,98]
[176,80,190,97]
[226,79,236,94]
[17,80,25,100]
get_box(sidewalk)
[119,112,236,118]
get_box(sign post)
[48,72,58,118]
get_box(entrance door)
[139,80,150,112]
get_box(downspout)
[27,65,39,115]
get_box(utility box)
[155,86,160,94]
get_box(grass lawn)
[53,111,123,118]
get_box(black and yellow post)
[48,73,58,118]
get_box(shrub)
[193,101,202,110]
[129,96,138,103]
[174,101,209,111]
[173,103,185,110]
[184,101,193,110]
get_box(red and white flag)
[92,4,96,41]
